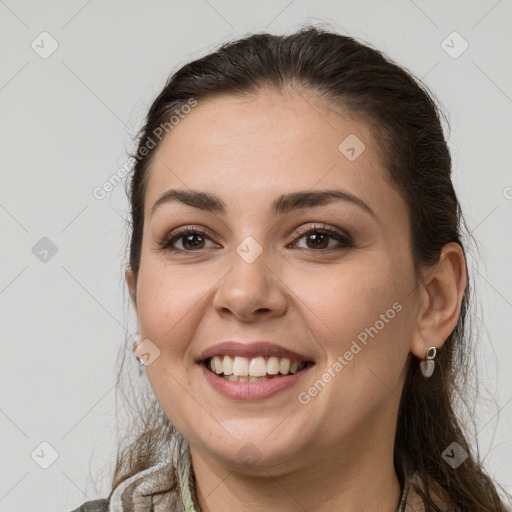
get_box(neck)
[188,366,408,512]
[189,430,402,512]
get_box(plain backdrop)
[0,1,511,510]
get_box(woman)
[72,26,511,511]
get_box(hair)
[108,25,511,511]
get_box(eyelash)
[157,223,354,254]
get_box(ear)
[410,242,467,359]
[125,268,138,312]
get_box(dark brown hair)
[111,25,511,510]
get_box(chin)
[189,425,308,474]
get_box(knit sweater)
[70,441,434,512]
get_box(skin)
[126,87,467,512]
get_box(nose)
[212,245,288,322]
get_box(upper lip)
[197,341,314,363]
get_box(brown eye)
[158,227,217,253]
[157,223,353,254]
[308,232,330,249]
[290,225,354,252]
[180,233,206,250]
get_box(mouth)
[197,341,315,399]
[203,355,314,382]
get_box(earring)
[420,346,437,378]
[133,333,144,366]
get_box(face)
[127,88,421,475]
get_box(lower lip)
[200,363,313,400]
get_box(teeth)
[211,356,222,374]
[222,355,233,375]
[208,355,307,377]
[279,358,290,374]
[267,357,280,375]
[232,356,249,376]
[248,356,267,377]
[224,375,270,382]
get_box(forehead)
[144,89,405,223]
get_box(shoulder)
[69,498,110,512]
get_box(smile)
[206,355,309,382]
[197,341,315,400]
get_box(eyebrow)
[150,188,378,220]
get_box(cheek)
[144,365,204,445]
[297,255,412,384]
[135,263,209,356]
[298,257,402,337]
[135,266,204,431]
[134,262,219,430]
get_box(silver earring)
[133,333,144,366]
[420,346,437,378]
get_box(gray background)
[0,1,511,510]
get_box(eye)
[157,223,354,254]
[157,226,218,253]
[289,223,353,251]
